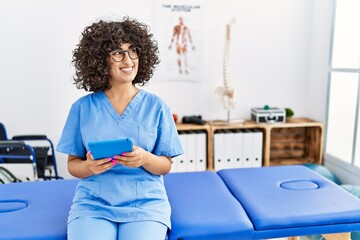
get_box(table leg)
[322,232,350,240]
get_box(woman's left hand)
[112,146,148,168]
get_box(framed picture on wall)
[152,0,208,82]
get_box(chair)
[0,122,62,180]
[0,122,7,140]
[0,166,22,183]
[0,140,39,181]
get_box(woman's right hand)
[67,153,116,178]
[85,151,116,175]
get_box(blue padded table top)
[3,167,360,240]
[164,171,254,240]
[0,179,79,240]
[218,165,360,239]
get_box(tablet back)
[88,138,133,160]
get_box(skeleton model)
[216,18,236,121]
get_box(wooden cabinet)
[262,118,323,166]
[176,118,323,171]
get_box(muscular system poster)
[152,1,207,82]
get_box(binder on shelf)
[214,130,225,171]
[174,131,188,173]
[251,129,263,167]
[232,129,243,168]
[242,129,253,168]
[173,130,208,173]
[169,156,178,173]
[195,131,207,171]
[186,131,197,172]
[213,128,264,170]
[223,130,235,169]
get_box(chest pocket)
[136,125,157,152]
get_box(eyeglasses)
[109,47,141,62]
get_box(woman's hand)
[112,146,148,168]
[112,146,172,175]
[67,152,116,178]
[85,151,116,175]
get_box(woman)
[57,17,183,240]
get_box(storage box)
[251,107,285,124]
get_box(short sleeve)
[153,107,183,158]
[56,103,86,158]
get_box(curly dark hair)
[72,16,160,92]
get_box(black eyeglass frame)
[109,47,141,62]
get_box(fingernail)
[121,153,126,156]
[111,160,117,166]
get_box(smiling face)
[108,42,139,86]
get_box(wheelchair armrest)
[43,176,64,180]
[0,140,26,148]
[12,135,48,140]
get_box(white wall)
[0,0,334,179]
[306,0,333,122]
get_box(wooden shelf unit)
[176,118,323,170]
[263,118,323,167]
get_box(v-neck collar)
[98,89,145,124]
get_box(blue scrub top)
[57,89,183,228]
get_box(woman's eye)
[113,51,123,55]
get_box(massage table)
[0,179,78,240]
[1,165,360,239]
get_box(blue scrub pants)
[68,217,168,240]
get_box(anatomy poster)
[152,1,207,82]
